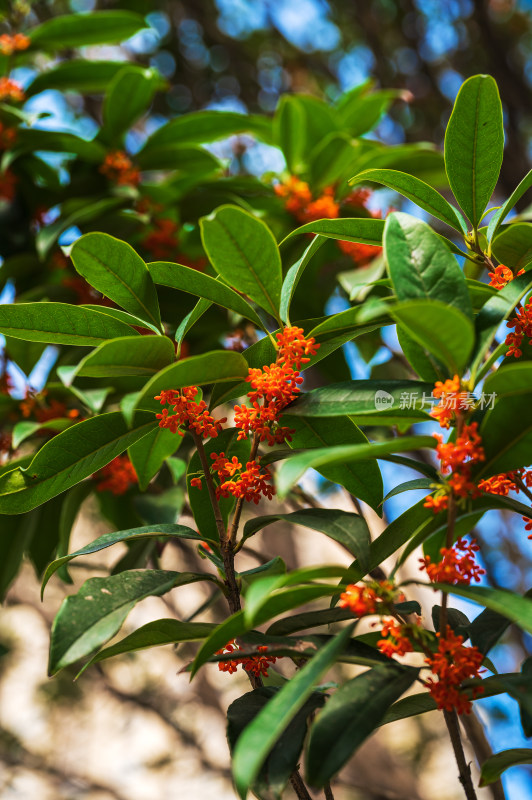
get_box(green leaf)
[285,380,433,421]
[232,623,355,799]
[281,415,383,512]
[389,299,475,375]
[36,198,125,259]
[279,236,325,324]
[444,74,504,227]
[491,223,532,270]
[480,749,532,787]
[71,233,162,332]
[11,418,76,449]
[0,412,156,514]
[282,218,384,247]
[468,606,513,654]
[228,688,325,800]
[353,169,468,233]
[383,212,472,317]
[56,481,94,584]
[175,298,211,352]
[487,168,532,242]
[305,663,418,787]
[147,260,263,326]
[128,426,180,491]
[140,111,271,151]
[275,435,436,500]
[30,11,147,49]
[79,619,216,674]
[15,129,106,162]
[309,133,359,190]
[134,350,249,416]
[0,302,138,346]
[478,393,532,476]
[57,335,174,386]
[274,95,306,173]
[48,570,214,675]
[26,60,128,96]
[136,144,220,173]
[101,66,160,144]
[42,523,204,596]
[0,513,37,600]
[428,583,532,636]
[243,508,371,568]
[307,303,389,342]
[337,88,401,137]
[383,478,434,502]
[200,205,282,319]
[266,608,355,637]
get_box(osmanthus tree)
[2,11,532,800]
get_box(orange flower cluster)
[420,537,485,585]
[343,187,372,209]
[0,169,17,201]
[234,326,318,446]
[0,33,30,55]
[0,77,25,102]
[19,391,80,424]
[337,238,382,266]
[424,627,484,714]
[505,300,532,358]
[94,455,138,495]
[100,150,140,187]
[155,386,226,439]
[425,423,485,513]
[488,264,524,290]
[378,619,415,658]
[216,639,278,677]
[478,468,532,497]
[274,177,340,222]
[430,375,463,429]
[142,218,179,260]
[0,122,16,150]
[217,458,275,504]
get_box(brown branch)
[290,768,313,800]
[460,712,506,800]
[443,709,478,800]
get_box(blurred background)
[2,1,532,799]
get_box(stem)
[191,431,227,544]
[444,709,478,800]
[289,769,313,800]
[460,712,506,800]
[515,475,532,506]
[324,782,335,800]
[228,431,260,546]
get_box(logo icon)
[374,390,394,410]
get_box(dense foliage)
[1,8,532,800]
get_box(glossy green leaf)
[444,74,504,227]
[175,298,211,352]
[0,412,157,514]
[0,513,37,600]
[384,212,472,316]
[140,111,271,151]
[80,619,216,674]
[0,302,138,346]
[468,606,513,655]
[30,11,146,49]
[134,350,249,416]
[128,426,180,491]
[48,570,215,675]
[274,95,306,172]
[243,508,371,568]
[102,66,160,144]
[58,335,174,386]
[279,236,325,324]
[37,198,125,259]
[307,302,389,342]
[147,260,263,326]
[353,169,467,233]
[228,688,325,800]
[281,415,383,512]
[16,129,106,162]
[338,88,401,136]
[487,168,532,242]
[232,624,355,799]
[390,299,475,375]
[305,663,418,787]
[480,749,532,787]
[282,217,384,246]
[12,418,76,449]
[478,393,532,476]
[55,481,94,585]
[42,523,204,596]
[428,583,532,636]
[71,233,162,332]
[266,607,355,637]
[27,60,128,96]
[136,144,220,173]
[285,380,433,421]
[491,223,532,270]
[201,205,282,319]
[383,478,434,502]
[276,435,436,499]
[309,132,359,190]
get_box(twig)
[324,781,335,799]
[443,710,478,800]
[289,768,313,800]
[460,712,506,800]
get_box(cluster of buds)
[488,263,524,290]
[93,455,138,495]
[216,639,278,677]
[420,538,485,585]
[234,325,318,446]
[190,452,275,504]
[141,217,180,260]
[0,77,25,102]
[505,299,532,358]
[425,423,485,513]
[155,386,226,439]
[0,33,30,55]
[100,150,141,187]
[479,468,532,537]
